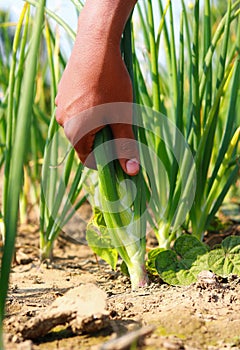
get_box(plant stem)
[0,0,46,328]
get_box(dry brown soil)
[2,202,240,350]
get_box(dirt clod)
[17,284,109,339]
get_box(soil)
[2,202,240,350]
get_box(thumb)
[111,124,140,176]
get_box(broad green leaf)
[86,208,118,271]
[146,248,165,275]
[155,235,209,285]
[155,235,240,286]
[208,236,240,277]
[174,234,209,258]
[92,207,106,227]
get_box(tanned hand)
[55,0,139,175]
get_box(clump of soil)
[2,213,240,350]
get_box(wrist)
[78,0,137,46]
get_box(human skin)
[55,0,139,175]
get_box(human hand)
[55,2,139,176]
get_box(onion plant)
[40,120,89,260]
[23,3,88,260]
[0,2,87,346]
[86,18,149,289]
[0,11,14,171]
[40,125,89,260]
[39,15,88,260]
[0,1,46,347]
[93,127,148,289]
[133,0,239,245]
[0,4,52,233]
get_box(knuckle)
[117,138,138,159]
[55,108,64,126]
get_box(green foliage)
[0,1,46,346]
[40,138,87,260]
[89,18,149,289]
[94,127,148,289]
[208,236,240,277]
[0,2,85,345]
[0,2,239,343]
[146,248,165,276]
[86,207,118,270]
[155,235,209,285]
[151,235,240,286]
[133,0,240,244]
[0,5,54,228]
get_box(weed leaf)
[86,207,118,270]
[208,236,240,277]
[146,248,165,275]
[155,235,209,285]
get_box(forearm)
[78,0,137,46]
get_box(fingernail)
[126,158,139,175]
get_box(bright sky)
[0,0,80,57]
[0,0,78,25]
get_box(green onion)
[0,1,46,346]
[90,16,148,289]
[94,127,148,289]
[132,0,239,245]
[39,14,87,260]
